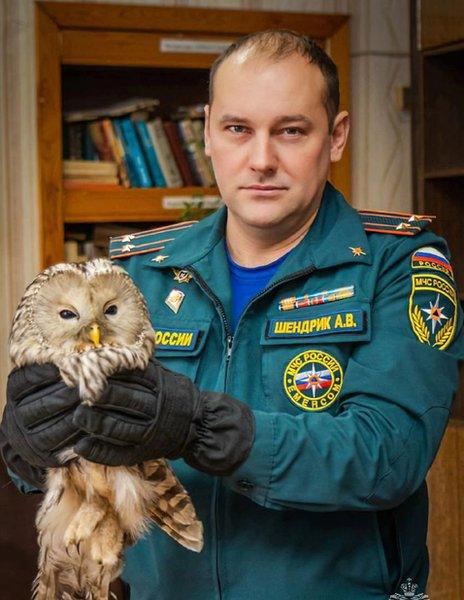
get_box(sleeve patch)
[411,246,454,280]
[408,273,458,350]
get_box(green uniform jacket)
[113,183,464,600]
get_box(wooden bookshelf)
[36,2,350,267]
[64,187,219,223]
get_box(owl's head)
[10,259,154,365]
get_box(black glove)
[0,429,45,491]
[73,359,255,476]
[1,363,82,479]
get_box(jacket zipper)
[186,262,316,600]
[187,266,230,600]
[187,266,234,382]
[188,263,317,373]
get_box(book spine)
[118,119,153,188]
[133,121,166,187]
[146,122,173,186]
[66,123,85,160]
[177,119,196,144]
[113,119,140,187]
[148,118,183,187]
[88,121,113,162]
[162,121,195,186]
[180,140,203,186]
[101,119,131,188]
[63,159,118,176]
[186,142,211,186]
[83,125,99,160]
[189,119,215,186]
[176,120,206,185]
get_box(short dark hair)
[209,30,340,132]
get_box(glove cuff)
[183,392,255,476]
[0,431,46,492]
[146,364,200,459]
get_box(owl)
[9,258,203,600]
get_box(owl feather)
[9,258,203,600]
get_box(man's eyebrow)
[218,114,313,126]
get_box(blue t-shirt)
[227,249,289,331]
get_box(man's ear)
[204,104,211,157]
[330,111,350,163]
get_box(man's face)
[204,51,347,233]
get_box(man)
[2,31,463,599]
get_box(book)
[179,141,203,185]
[63,160,118,177]
[162,121,195,186]
[64,240,79,262]
[88,122,114,162]
[189,119,215,184]
[117,118,153,188]
[113,119,139,187]
[185,142,215,187]
[101,119,131,188]
[177,118,197,144]
[146,118,183,188]
[64,97,160,123]
[176,119,215,186]
[83,126,99,160]
[133,120,167,187]
[63,123,86,160]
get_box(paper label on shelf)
[160,39,232,54]
[162,195,223,210]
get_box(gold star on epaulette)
[121,234,135,242]
[396,222,412,231]
[152,254,168,263]
[121,244,134,253]
[349,246,366,257]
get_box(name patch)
[154,327,199,351]
[267,309,364,339]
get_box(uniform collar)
[298,182,372,271]
[144,182,372,275]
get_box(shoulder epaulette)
[109,221,197,260]
[357,209,435,236]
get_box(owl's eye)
[104,304,118,316]
[59,309,77,320]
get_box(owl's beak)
[88,323,101,347]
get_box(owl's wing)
[143,459,203,552]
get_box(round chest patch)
[283,350,343,411]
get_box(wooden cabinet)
[36,1,350,267]
[411,1,464,419]
[412,3,464,597]
[420,0,464,50]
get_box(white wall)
[0,0,412,409]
